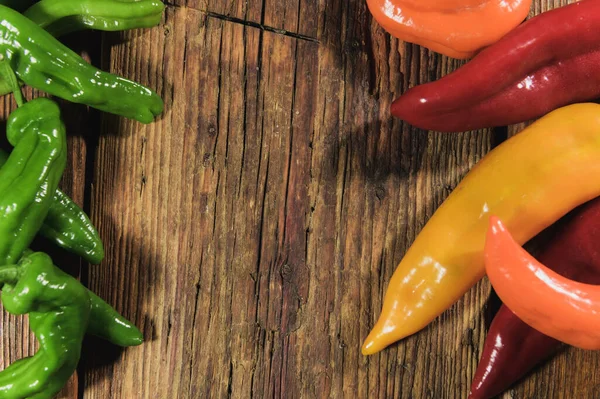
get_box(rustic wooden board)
[84,0,600,398]
[1,0,600,398]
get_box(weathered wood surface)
[2,0,600,398]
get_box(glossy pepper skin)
[87,290,144,347]
[367,0,531,59]
[0,0,165,96]
[24,0,165,37]
[485,217,600,350]
[362,103,600,355]
[38,189,105,264]
[0,98,67,265]
[0,251,142,399]
[0,148,104,264]
[469,198,600,399]
[0,4,163,124]
[391,0,600,132]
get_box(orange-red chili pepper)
[470,197,600,399]
[367,0,532,59]
[485,216,600,350]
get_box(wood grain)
[1,0,599,398]
[85,0,600,398]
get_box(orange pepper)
[485,216,600,350]
[362,103,600,355]
[367,0,532,59]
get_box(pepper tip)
[361,337,379,356]
[389,97,403,119]
[361,322,395,356]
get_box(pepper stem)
[0,55,24,107]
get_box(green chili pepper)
[0,0,165,97]
[39,189,105,264]
[0,97,67,265]
[24,0,165,37]
[0,149,105,264]
[87,290,144,346]
[0,252,89,399]
[0,4,164,123]
[0,251,143,399]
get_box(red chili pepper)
[485,216,600,350]
[390,0,600,132]
[469,198,600,399]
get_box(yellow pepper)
[362,103,600,355]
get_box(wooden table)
[2,0,600,397]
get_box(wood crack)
[205,11,319,43]
[163,2,319,43]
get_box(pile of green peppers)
[0,1,165,398]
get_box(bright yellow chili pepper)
[362,103,600,355]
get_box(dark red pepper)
[469,197,600,399]
[390,0,600,132]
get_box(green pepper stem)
[12,86,25,108]
[0,56,25,107]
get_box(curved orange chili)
[367,0,532,59]
[485,216,600,350]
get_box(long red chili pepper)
[390,0,600,132]
[485,216,600,350]
[469,198,600,399]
